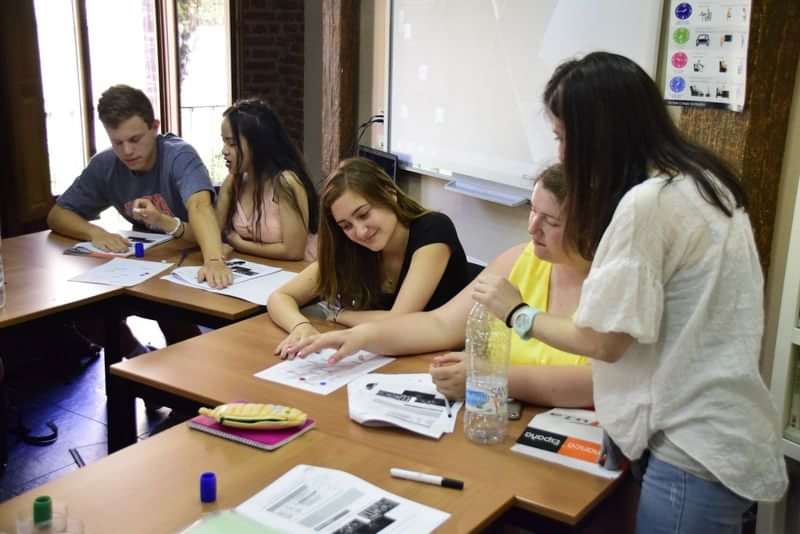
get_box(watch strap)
[505,302,528,328]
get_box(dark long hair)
[544,52,747,260]
[317,158,427,309]
[222,99,319,241]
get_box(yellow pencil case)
[198,403,307,429]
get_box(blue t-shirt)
[57,134,214,224]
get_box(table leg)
[107,373,137,453]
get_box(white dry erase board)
[388,0,664,197]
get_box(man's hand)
[89,228,130,253]
[132,198,172,232]
[197,258,233,289]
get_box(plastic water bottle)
[464,302,511,444]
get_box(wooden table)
[0,424,508,534]
[108,314,620,527]
[123,244,307,326]
[0,231,121,327]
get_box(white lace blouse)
[576,173,788,501]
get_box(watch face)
[514,310,531,333]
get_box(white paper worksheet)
[255,349,394,395]
[65,230,173,258]
[70,258,173,287]
[167,259,281,288]
[236,465,450,534]
[163,269,296,305]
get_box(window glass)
[178,0,231,185]
[85,0,160,152]
[33,0,86,195]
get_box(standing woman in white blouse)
[475,52,787,533]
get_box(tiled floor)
[0,317,173,502]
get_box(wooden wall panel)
[679,0,800,273]
[321,0,358,178]
[0,1,53,237]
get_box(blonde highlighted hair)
[316,158,427,309]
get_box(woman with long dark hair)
[217,98,318,260]
[474,52,788,532]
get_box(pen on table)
[443,396,452,418]
[390,468,463,490]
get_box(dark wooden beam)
[321,0,358,178]
[679,0,800,274]
[0,0,53,236]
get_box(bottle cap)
[200,472,217,503]
[33,495,52,525]
[134,242,145,257]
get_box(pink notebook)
[188,415,315,451]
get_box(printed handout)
[70,258,173,287]
[348,374,462,439]
[163,268,297,305]
[168,260,281,288]
[64,230,173,258]
[255,349,394,395]
[236,465,450,534]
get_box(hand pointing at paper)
[292,327,368,364]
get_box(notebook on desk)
[189,414,315,451]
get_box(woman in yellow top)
[288,164,592,407]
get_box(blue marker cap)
[200,472,217,503]
[134,242,144,257]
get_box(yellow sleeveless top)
[507,243,589,367]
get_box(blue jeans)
[636,455,752,534]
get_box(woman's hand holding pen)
[275,322,321,360]
[430,352,467,400]
[473,273,524,323]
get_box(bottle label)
[466,386,498,416]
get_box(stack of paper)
[162,260,296,305]
[64,230,172,257]
[255,349,394,395]
[347,373,463,439]
[235,465,450,533]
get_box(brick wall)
[235,0,304,149]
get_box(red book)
[188,414,315,451]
